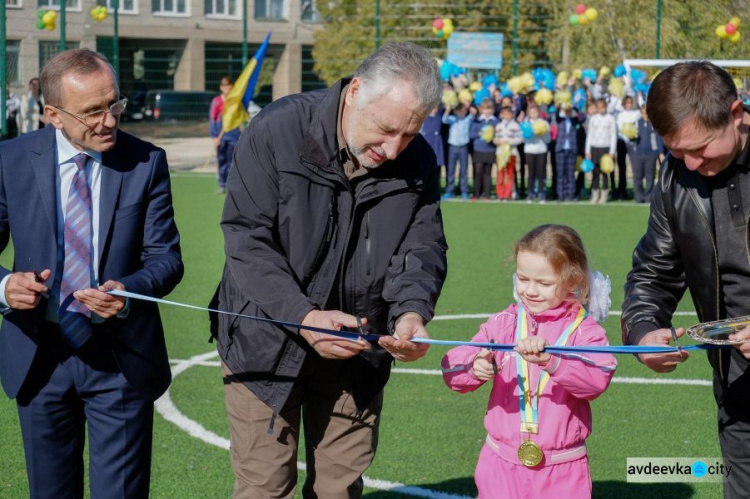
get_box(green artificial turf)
[0,176,723,498]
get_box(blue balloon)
[613,64,626,78]
[548,105,556,114]
[440,61,454,82]
[582,68,597,82]
[500,83,512,97]
[473,87,491,106]
[573,88,587,112]
[520,121,534,139]
[631,68,646,85]
[482,74,499,88]
[581,159,594,173]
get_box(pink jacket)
[442,301,616,453]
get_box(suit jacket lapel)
[32,127,58,236]
[98,149,123,267]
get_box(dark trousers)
[717,351,750,499]
[446,144,469,196]
[554,150,576,201]
[16,327,154,499]
[615,139,634,198]
[217,137,238,189]
[631,155,658,203]
[526,152,547,200]
[473,161,493,198]
[516,143,526,198]
[591,146,610,190]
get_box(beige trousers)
[223,356,383,499]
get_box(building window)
[6,0,22,8]
[254,0,283,20]
[205,0,237,17]
[37,0,80,8]
[6,41,21,85]
[300,0,320,22]
[39,40,80,75]
[152,0,186,15]
[97,0,136,14]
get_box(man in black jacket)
[622,61,750,498]
[212,42,447,498]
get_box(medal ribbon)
[515,305,587,432]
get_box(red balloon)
[725,22,737,35]
[432,18,444,30]
[575,3,587,15]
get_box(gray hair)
[41,49,117,106]
[354,42,441,112]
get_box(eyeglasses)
[53,98,128,126]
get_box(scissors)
[670,325,680,350]
[489,339,499,375]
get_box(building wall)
[4,0,325,102]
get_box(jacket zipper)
[303,196,336,288]
[683,177,723,382]
[365,211,371,277]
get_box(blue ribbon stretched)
[109,290,727,354]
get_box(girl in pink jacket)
[442,224,617,499]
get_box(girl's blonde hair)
[513,224,590,304]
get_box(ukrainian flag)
[222,32,271,132]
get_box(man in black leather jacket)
[622,61,750,498]
[212,42,447,498]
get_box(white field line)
[157,351,472,499]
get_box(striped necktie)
[58,152,93,349]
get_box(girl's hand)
[472,349,498,381]
[515,337,551,365]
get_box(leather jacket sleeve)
[621,160,688,345]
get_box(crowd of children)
[420,69,681,203]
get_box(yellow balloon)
[608,78,624,98]
[599,66,610,77]
[573,69,583,79]
[531,120,549,137]
[729,17,741,28]
[716,25,728,38]
[556,71,569,88]
[441,90,458,108]
[554,91,572,106]
[534,88,553,106]
[496,143,511,167]
[432,26,439,36]
[481,125,495,144]
[48,10,57,20]
[442,24,454,39]
[600,154,615,174]
[730,31,741,43]
[508,77,523,94]
[578,15,589,25]
[621,122,638,140]
[45,21,55,30]
[42,10,55,24]
[458,89,473,105]
[585,8,598,21]
[469,81,483,92]
[443,18,453,27]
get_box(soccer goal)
[623,58,750,94]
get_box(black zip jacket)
[622,146,749,406]
[210,79,448,416]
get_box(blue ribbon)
[109,290,727,354]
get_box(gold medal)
[518,439,544,467]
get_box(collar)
[55,129,102,165]
[733,105,750,170]
[517,299,580,323]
